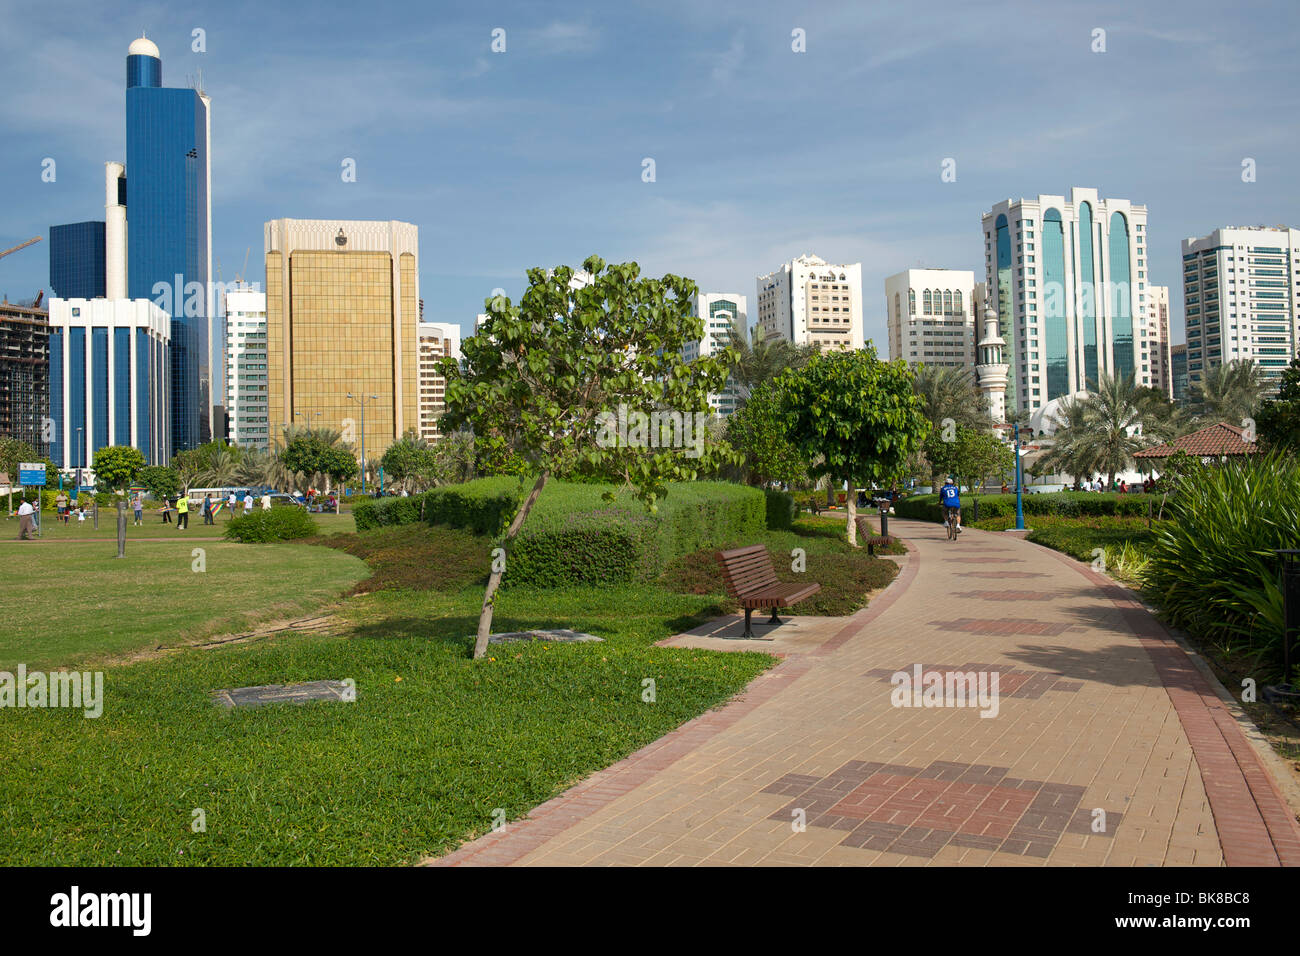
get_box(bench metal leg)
[743,608,755,639]
[768,608,782,626]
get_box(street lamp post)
[346,392,379,494]
[1013,423,1025,531]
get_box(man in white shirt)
[243,492,254,515]
[261,492,271,511]
[227,491,237,517]
[16,498,34,539]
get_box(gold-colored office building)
[265,219,419,460]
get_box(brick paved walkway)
[429,518,1300,867]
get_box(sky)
[2,0,1299,351]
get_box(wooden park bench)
[855,516,894,555]
[715,544,821,639]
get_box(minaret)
[975,304,1009,423]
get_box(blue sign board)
[18,463,46,486]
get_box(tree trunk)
[1107,470,1115,492]
[472,472,550,659]
[846,477,858,546]
[825,478,833,508]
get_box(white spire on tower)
[975,304,1009,424]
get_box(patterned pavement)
[429,518,1300,867]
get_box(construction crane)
[0,237,42,261]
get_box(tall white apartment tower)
[981,188,1150,416]
[417,321,461,441]
[755,254,863,350]
[684,293,746,416]
[1181,226,1300,396]
[223,283,268,449]
[1145,285,1172,399]
[885,269,977,368]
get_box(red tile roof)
[1134,421,1259,459]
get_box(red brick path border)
[1036,545,1300,866]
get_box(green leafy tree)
[1256,357,1300,455]
[91,445,146,495]
[0,438,58,486]
[927,425,1014,494]
[171,439,243,477]
[138,465,181,500]
[775,345,929,545]
[440,255,737,658]
[280,433,358,510]
[724,382,807,487]
[381,433,441,491]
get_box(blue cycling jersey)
[939,485,961,508]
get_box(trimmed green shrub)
[352,478,765,587]
[894,491,1150,523]
[763,489,797,531]
[224,506,319,543]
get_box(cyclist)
[939,477,962,534]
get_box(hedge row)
[763,489,797,531]
[353,478,768,588]
[893,491,1152,523]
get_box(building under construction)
[0,299,50,456]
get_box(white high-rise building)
[684,293,746,416]
[982,187,1150,416]
[755,254,863,350]
[223,283,268,450]
[1181,226,1300,396]
[1144,285,1172,400]
[885,269,977,369]
[47,297,171,471]
[418,321,461,441]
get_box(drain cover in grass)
[212,680,353,709]
[487,629,603,644]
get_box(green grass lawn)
[1,533,772,865]
[0,540,368,669]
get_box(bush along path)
[433,517,1300,867]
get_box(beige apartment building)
[264,219,419,458]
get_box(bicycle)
[943,505,959,540]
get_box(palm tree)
[198,446,242,488]
[238,447,301,493]
[728,317,815,399]
[912,365,992,488]
[1189,359,1266,425]
[1083,373,1162,489]
[1035,396,1101,489]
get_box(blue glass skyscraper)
[125,35,212,455]
[49,221,107,299]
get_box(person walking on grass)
[227,490,237,518]
[16,497,34,540]
[160,497,172,524]
[203,493,214,526]
[132,491,144,525]
[55,490,68,524]
[176,493,189,530]
[261,490,271,511]
[243,491,254,517]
